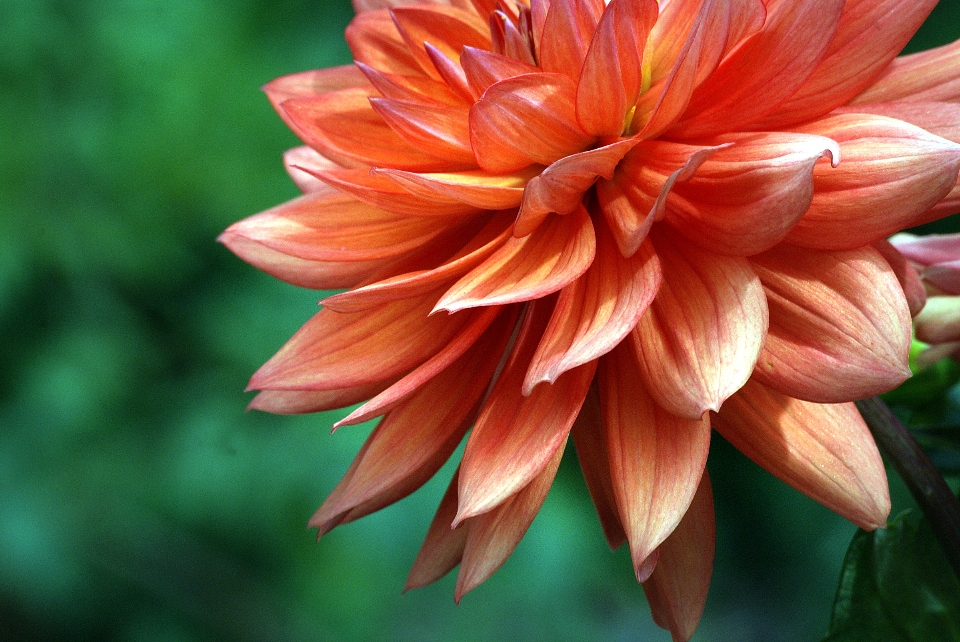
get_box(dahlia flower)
[221,0,960,638]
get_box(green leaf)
[822,510,960,642]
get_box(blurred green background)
[1,1,959,640]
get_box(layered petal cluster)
[890,232,960,365]
[222,0,960,638]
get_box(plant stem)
[856,396,960,579]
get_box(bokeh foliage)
[1,1,958,640]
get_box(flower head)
[222,0,960,638]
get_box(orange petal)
[315,317,513,527]
[405,469,468,590]
[538,0,604,81]
[369,97,476,165]
[713,378,890,530]
[524,224,660,393]
[347,9,423,76]
[643,472,715,642]
[247,379,396,415]
[632,231,768,419]
[872,239,926,318]
[335,305,511,425]
[750,0,940,129]
[221,190,451,263]
[575,0,658,137]
[390,5,491,79]
[489,9,537,64]
[598,343,711,581]
[263,66,370,106]
[283,146,340,193]
[836,101,960,145]
[264,69,374,171]
[323,212,512,313]
[671,0,845,138]
[514,139,639,237]
[634,0,763,138]
[570,385,626,550]
[460,46,540,98]
[249,290,479,391]
[597,141,721,257]
[469,72,594,173]
[646,0,764,85]
[785,113,960,250]
[853,38,960,104]
[281,88,465,171]
[749,244,912,403]
[456,299,596,522]
[435,205,596,312]
[455,438,566,601]
[356,60,467,106]
[664,131,838,256]
[311,168,478,216]
[218,229,396,290]
[375,166,535,210]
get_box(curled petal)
[575,0,658,137]
[524,225,661,393]
[469,73,594,173]
[456,299,596,522]
[248,290,480,391]
[786,114,960,250]
[435,205,596,312]
[664,132,838,256]
[749,244,912,402]
[643,473,715,642]
[751,0,939,129]
[599,343,711,581]
[713,379,890,530]
[455,439,566,601]
[515,139,639,237]
[672,0,845,138]
[376,166,535,210]
[570,387,626,550]
[597,141,721,257]
[853,38,960,105]
[632,231,768,419]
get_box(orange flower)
[221,0,960,638]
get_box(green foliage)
[823,511,960,642]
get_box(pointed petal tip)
[636,550,660,583]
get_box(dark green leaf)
[823,510,960,642]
